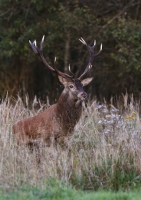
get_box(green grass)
[0,179,141,200]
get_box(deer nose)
[78,92,87,100]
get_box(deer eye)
[69,84,74,89]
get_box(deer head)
[29,36,102,101]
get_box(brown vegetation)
[0,94,141,191]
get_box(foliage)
[0,1,141,100]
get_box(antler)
[29,36,74,79]
[78,37,102,80]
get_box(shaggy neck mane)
[56,90,82,133]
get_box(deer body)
[13,36,102,146]
[13,89,82,145]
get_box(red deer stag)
[13,36,102,147]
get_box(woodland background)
[0,0,141,102]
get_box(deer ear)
[81,77,93,86]
[58,76,68,86]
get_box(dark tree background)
[0,0,141,102]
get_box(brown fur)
[13,85,83,146]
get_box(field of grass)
[0,94,141,197]
[0,179,141,200]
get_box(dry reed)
[0,94,141,191]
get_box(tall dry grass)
[0,94,141,191]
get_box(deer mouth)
[80,97,87,101]
[78,92,87,101]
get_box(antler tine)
[29,36,73,79]
[29,40,38,54]
[94,40,96,46]
[69,65,74,77]
[40,35,45,52]
[54,57,74,79]
[78,38,102,80]
[79,37,87,45]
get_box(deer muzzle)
[78,92,87,100]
